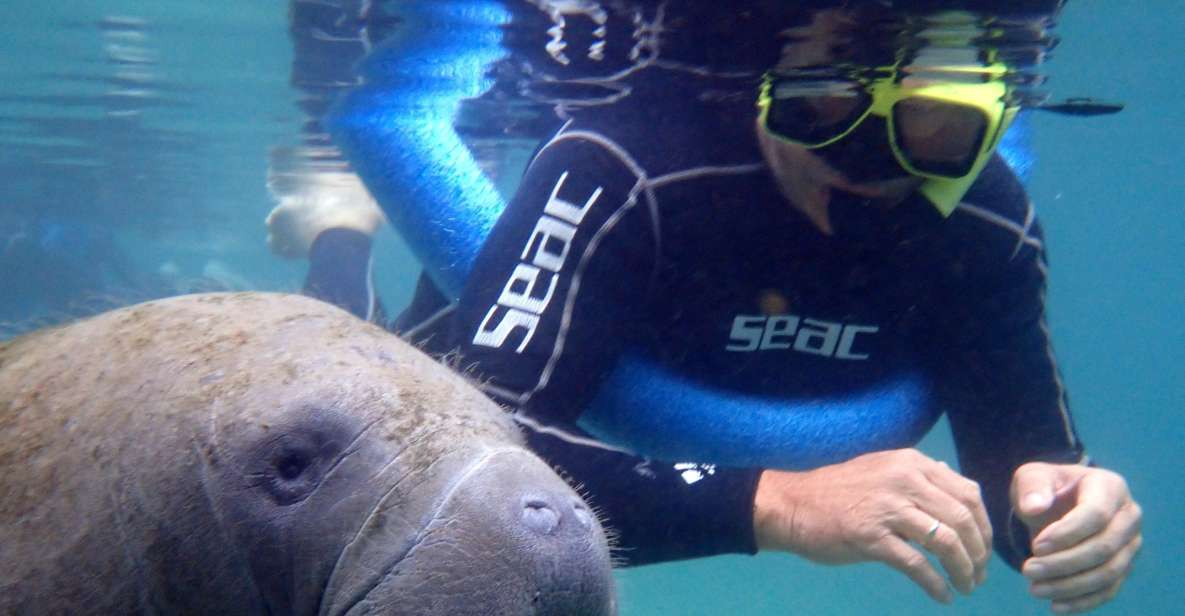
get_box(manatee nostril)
[571,500,593,530]
[522,498,561,535]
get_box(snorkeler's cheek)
[755,120,837,235]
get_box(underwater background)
[0,1,1180,614]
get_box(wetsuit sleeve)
[304,228,385,324]
[451,134,655,424]
[933,173,1086,570]
[524,429,763,566]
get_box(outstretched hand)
[1012,462,1142,614]
[753,449,991,604]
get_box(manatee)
[0,292,615,615]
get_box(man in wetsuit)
[267,2,1141,612]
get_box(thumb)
[1012,463,1059,520]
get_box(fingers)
[922,462,992,583]
[896,507,975,595]
[1020,467,1142,613]
[870,535,953,605]
[1027,499,1142,577]
[1011,461,1061,519]
[1028,532,1140,605]
[753,450,1001,606]
[1024,501,1142,599]
[1046,577,1127,615]
[1031,470,1129,555]
[927,462,992,546]
[863,452,990,596]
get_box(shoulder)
[528,126,650,188]
[945,155,1047,269]
[519,117,766,215]
[489,126,665,266]
[924,158,1052,341]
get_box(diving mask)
[757,65,1019,216]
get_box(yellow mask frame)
[758,64,1021,216]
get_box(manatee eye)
[275,450,310,481]
[246,410,353,507]
[262,442,324,506]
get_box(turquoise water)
[1,1,1181,614]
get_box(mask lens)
[766,79,872,146]
[892,98,989,178]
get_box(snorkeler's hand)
[753,448,991,604]
[1012,463,1142,614]
[265,171,386,259]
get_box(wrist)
[753,469,810,553]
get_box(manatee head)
[0,293,615,615]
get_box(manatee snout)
[364,447,615,616]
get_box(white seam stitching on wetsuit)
[646,163,765,189]
[536,130,661,250]
[480,382,529,406]
[516,135,768,415]
[550,130,664,290]
[957,202,1044,253]
[961,199,1077,450]
[523,119,575,174]
[400,303,457,340]
[540,130,650,180]
[1019,199,1037,257]
[511,411,635,454]
[1030,251,1078,450]
[520,130,658,410]
[1038,313,1079,450]
[640,164,765,289]
[524,183,646,406]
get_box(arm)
[936,232,1086,570]
[524,427,763,566]
[449,133,651,424]
[934,175,1141,612]
[303,227,385,323]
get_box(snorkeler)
[268,1,1142,613]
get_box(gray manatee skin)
[0,292,615,615]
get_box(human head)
[754,4,1061,233]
